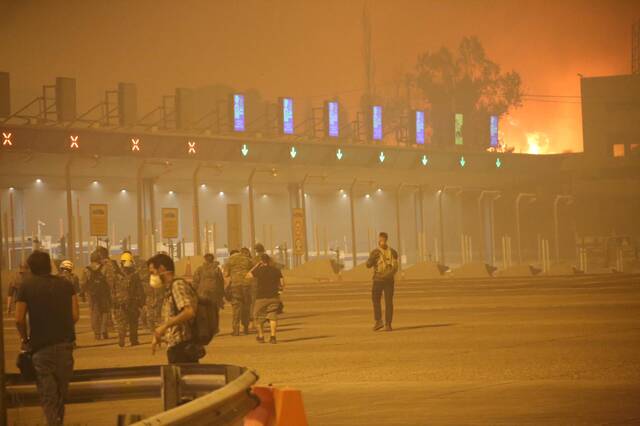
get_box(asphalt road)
[4,273,640,425]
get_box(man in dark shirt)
[16,251,79,426]
[246,254,284,344]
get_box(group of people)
[8,232,397,425]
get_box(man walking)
[15,251,79,426]
[81,250,112,340]
[116,251,146,347]
[246,254,284,344]
[366,232,399,332]
[224,249,253,336]
[192,253,225,335]
[148,253,202,364]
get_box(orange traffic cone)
[273,388,308,426]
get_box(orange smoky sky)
[1,0,637,153]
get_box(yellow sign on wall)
[161,208,179,239]
[89,204,108,237]
[291,208,306,256]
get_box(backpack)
[170,278,218,346]
[195,264,224,304]
[86,266,108,298]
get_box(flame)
[525,132,551,155]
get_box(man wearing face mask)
[148,253,202,363]
[366,232,399,332]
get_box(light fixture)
[365,194,371,199]
[377,188,382,193]
[339,189,345,193]
[169,190,174,195]
[9,187,15,191]
[120,189,127,193]
[341,193,347,199]
[219,191,225,196]
[35,178,43,184]
[262,194,268,198]
[92,181,99,185]
[200,184,207,189]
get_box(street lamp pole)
[477,190,501,264]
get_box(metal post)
[136,162,145,258]
[553,195,573,264]
[192,165,202,256]
[76,197,83,266]
[349,179,358,268]
[65,159,76,266]
[418,186,425,262]
[9,192,15,268]
[147,178,157,256]
[248,169,256,253]
[437,189,445,265]
[515,193,536,265]
[0,194,7,426]
[395,184,403,271]
[300,183,309,262]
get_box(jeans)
[372,280,395,325]
[32,342,74,426]
[167,341,201,364]
[90,298,109,336]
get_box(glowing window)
[490,116,499,147]
[282,98,294,135]
[612,144,625,157]
[455,113,464,145]
[327,102,339,138]
[372,105,383,141]
[233,94,245,132]
[415,111,425,145]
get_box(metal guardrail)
[5,364,259,425]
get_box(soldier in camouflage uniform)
[193,253,225,335]
[115,252,146,347]
[224,249,253,336]
[81,247,116,340]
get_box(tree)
[414,36,523,149]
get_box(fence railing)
[5,363,259,425]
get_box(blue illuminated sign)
[372,105,383,141]
[233,94,245,132]
[416,110,425,144]
[328,101,339,138]
[282,98,294,135]
[490,115,499,147]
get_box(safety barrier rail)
[5,363,260,425]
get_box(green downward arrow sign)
[290,146,297,158]
[460,156,466,167]
[379,151,386,163]
[241,144,249,157]
[336,148,343,160]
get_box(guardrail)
[5,363,259,425]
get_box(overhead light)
[169,190,174,195]
[219,191,225,196]
[262,194,268,198]
[377,188,382,192]
[365,194,371,199]
[92,181,99,185]
[35,179,43,184]
[341,193,347,199]
[339,189,345,193]
[120,189,127,193]
[200,184,207,189]
[9,187,15,191]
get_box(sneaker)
[372,321,384,331]
[256,336,265,344]
[384,324,393,332]
[269,336,277,344]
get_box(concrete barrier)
[339,263,372,282]
[547,262,580,276]
[401,261,446,280]
[450,261,494,278]
[495,264,537,277]
[283,259,338,283]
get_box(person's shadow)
[390,323,455,332]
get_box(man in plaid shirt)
[147,253,202,364]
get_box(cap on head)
[254,243,265,253]
[120,252,134,263]
[60,260,74,271]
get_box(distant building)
[580,74,640,158]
